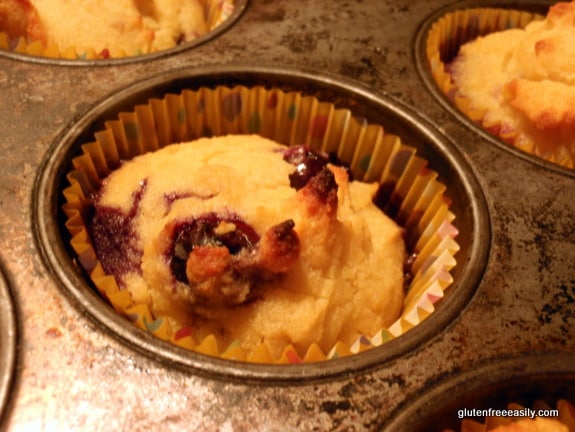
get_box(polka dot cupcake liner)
[425,6,575,170]
[0,0,235,60]
[62,84,460,364]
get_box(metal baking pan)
[0,0,573,430]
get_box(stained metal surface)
[0,0,574,430]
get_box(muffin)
[87,134,407,358]
[429,1,575,169]
[0,0,233,58]
[62,85,460,363]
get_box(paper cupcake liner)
[444,399,575,432]
[425,7,575,169]
[62,85,460,364]
[0,0,235,60]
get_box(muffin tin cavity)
[381,352,575,432]
[0,0,247,65]
[415,1,575,176]
[0,263,17,425]
[32,66,489,382]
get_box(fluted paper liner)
[444,399,575,432]
[62,85,460,364]
[425,7,575,169]
[0,0,235,60]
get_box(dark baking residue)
[538,280,575,326]
[320,399,352,415]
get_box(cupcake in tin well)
[62,85,460,364]
[0,0,234,59]
[426,1,575,170]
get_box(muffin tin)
[1,0,574,430]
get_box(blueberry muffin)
[88,134,407,358]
